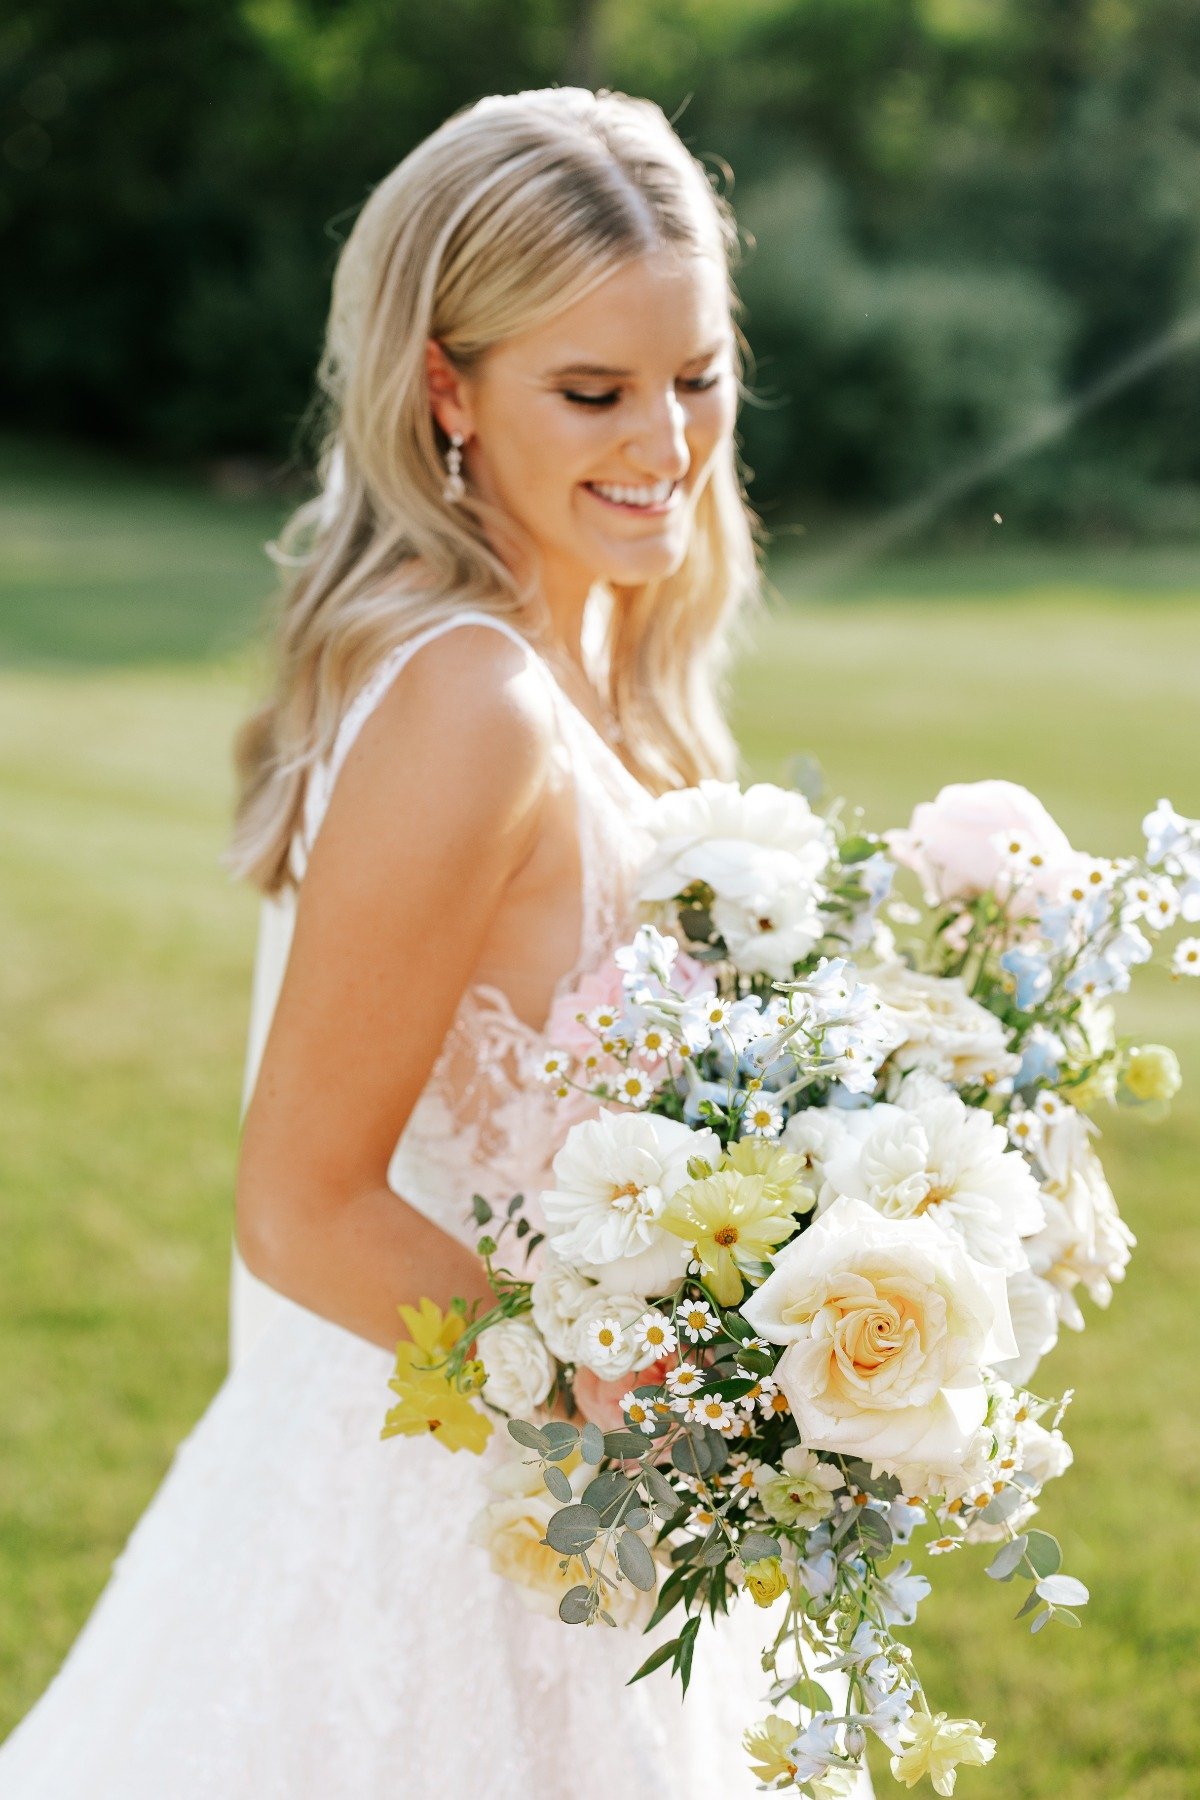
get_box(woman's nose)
[625,388,691,480]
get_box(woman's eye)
[562,373,721,408]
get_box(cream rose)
[473,1318,555,1415]
[884,779,1079,908]
[741,1195,1017,1494]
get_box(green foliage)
[5,3,1200,531]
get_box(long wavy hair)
[225,85,765,895]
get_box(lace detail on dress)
[285,609,656,1253]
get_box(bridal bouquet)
[383,776,1198,1795]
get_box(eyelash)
[562,374,722,408]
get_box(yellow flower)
[660,1169,801,1305]
[1120,1043,1182,1104]
[742,1555,789,1607]
[743,1714,799,1785]
[890,1712,996,1795]
[382,1297,492,1455]
[724,1138,817,1214]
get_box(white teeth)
[588,479,675,507]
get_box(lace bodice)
[230,607,655,1366]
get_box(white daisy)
[1173,935,1200,976]
[686,1503,718,1532]
[679,1299,718,1342]
[620,1392,657,1435]
[740,1093,784,1138]
[611,1068,653,1108]
[586,1002,624,1035]
[927,1536,963,1556]
[633,1023,670,1063]
[634,1310,678,1360]
[666,1362,704,1406]
[584,1317,626,1368]
[536,1049,572,1083]
[689,1393,740,1434]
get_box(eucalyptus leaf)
[671,1435,711,1478]
[579,1423,606,1464]
[506,1419,547,1452]
[701,1429,730,1476]
[1054,1608,1083,1628]
[1036,1575,1089,1607]
[604,1429,650,1461]
[698,1533,728,1568]
[1030,1610,1052,1634]
[979,1486,1028,1525]
[1023,1530,1062,1578]
[617,1529,658,1592]
[582,1469,634,1524]
[544,1439,579,1463]
[1014,1588,1042,1620]
[625,1506,652,1531]
[540,1421,579,1448]
[543,1466,572,1503]
[545,1504,601,1555]
[986,1535,1029,1583]
[853,1509,893,1554]
[740,1531,782,1564]
[558,1585,594,1625]
[644,1466,679,1510]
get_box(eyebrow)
[546,340,728,380]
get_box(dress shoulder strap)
[289,609,542,880]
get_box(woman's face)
[435,250,738,604]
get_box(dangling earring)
[442,431,466,503]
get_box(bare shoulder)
[309,620,557,876]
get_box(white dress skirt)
[0,609,874,1798]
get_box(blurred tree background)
[3,0,1200,540]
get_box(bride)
[0,87,874,1798]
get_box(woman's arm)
[235,626,555,1354]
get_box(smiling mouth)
[582,479,680,513]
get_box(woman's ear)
[425,337,474,443]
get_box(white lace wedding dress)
[0,609,873,1798]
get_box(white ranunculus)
[780,1106,854,1209]
[474,1318,555,1415]
[1025,1145,1135,1329]
[864,960,1022,1095]
[637,778,834,902]
[991,1265,1060,1387]
[569,1289,651,1377]
[529,1252,597,1362]
[741,1195,1017,1497]
[812,1075,1045,1273]
[539,1110,718,1291]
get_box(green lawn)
[2,441,1198,1795]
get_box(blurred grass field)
[1,440,1198,1794]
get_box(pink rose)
[884,779,1081,911]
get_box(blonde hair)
[226,85,765,894]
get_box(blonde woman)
[0,88,874,1797]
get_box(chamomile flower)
[739,1374,780,1417]
[536,1049,572,1083]
[584,1317,626,1368]
[586,1002,624,1035]
[666,1362,704,1407]
[1032,1089,1065,1125]
[633,1023,671,1063]
[611,1069,653,1108]
[634,1310,678,1360]
[1174,935,1200,976]
[739,1093,784,1138]
[690,1393,740,1434]
[1006,1106,1042,1154]
[679,1299,719,1342]
[927,1536,963,1556]
[686,1502,718,1532]
[723,1455,759,1509]
[620,1392,657,1435]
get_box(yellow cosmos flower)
[743,1714,799,1785]
[382,1297,492,1455]
[723,1138,817,1214]
[660,1169,801,1305]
